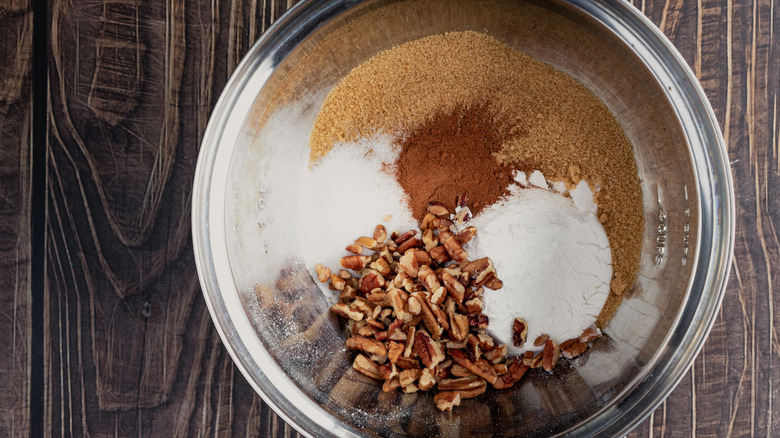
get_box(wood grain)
[0,1,32,437]
[29,0,780,437]
[45,0,301,436]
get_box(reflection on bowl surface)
[192,0,734,436]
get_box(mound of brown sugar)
[308,31,644,325]
[397,103,516,219]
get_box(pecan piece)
[378,362,399,380]
[331,302,364,321]
[382,377,401,392]
[483,344,507,364]
[493,356,530,389]
[359,269,385,293]
[465,334,482,362]
[422,228,438,251]
[339,285,357,302]
[429,246,451,265]
[542,339,561,371]
[580,324,602,342]
[493,363,508,375]
[413,250,433,266]
[418,265,442,292]
[434,391,461,412]
[467,313,489,331]
[387,287,411,322]
[534,334,549,347]
[407,296,422,315]
[418,368,436,391]
[397,232,422,254]
[450,364,474,377]
[345,244,364,254]
[314,263,331,282]
[329,274,346,292]
[373,224,387,242]
[449,350,498,384]
[441,271,466,303]
[562,341,588,359]
[457,226,477,245]
[398,251,419,278]
[355,236,379,250]
[353,354,382,380]
[513,318,528,347]
[370,257,391,276]
[439,231,468,263]
[399,368,422,387]
[427,201,450,217]
[414,330,446,369]
[438,375,485,391]
[411,292,443,339]
[346,336,387,358]
[387,341,404,364]
[484,276,503,290]
[394,356,421,370]
[340,255,371,272]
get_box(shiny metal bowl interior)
[192,0,735,436]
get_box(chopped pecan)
[373,224,387,242]
[378,362,399,380]
[441,272,466,303]
[330,274,346,291]
[394,356,421,370]
[422,228,438,251]
[450,364,474,377]
[467,313,489,331]
[398,251,419,278]
[418,265,442,292]
[419,212,436,230]
[315,263,331,282]
[493,356,530,389]
[394,230,416,245]
[366,290,390,307]
[399,368,422,387]
[447,308,469,342]
[429,245,451,264]
[559,338,577,351]
[353,354,382,380]
[439,231,468,263]
[402,383,419,393]
[513,318,528,347]
[580,324,602,342]
[341,255,371,272]
[439,375,485,391]
[403,326,416,357]
[449,350,498,384]
[521,351,535,366]
[397,232,422,253]
[418,368,436,391]
[433,217,454,232]
[331,302,364,321]
[534,334,549,347]
[465,334,482,362]
[382,377,401,392]
[562,341,588,359]
[387,288,411,322]
[414,330,446,369]
[411,292,443,339]
[345,244,364,254]
[359,269,385,293]
[542,339,561,371]
[339,285,357,302]
[464,297,484,314]
[407,296,422,315]
[492,363,508,375]
[483,344,507,364]
[355,236,379,250]
[484,276,503,290]
[358,323,381,337]
[387,341,405,364]
[347,336,387,356]
[370,257,391,276]
[427,201,450,217]
[413,250,433,266]
[434,391,461,412]
[457,226,477,245]
[431,286,447,305]
[437,359,453,380]
[477,333,495,351]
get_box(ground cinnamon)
[396,103,515,219]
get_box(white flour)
[469,182,611,355]
[299,136,417,285]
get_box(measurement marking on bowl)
[682,184,690,266]
[656,208,667,265]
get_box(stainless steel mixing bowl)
[192,0,735,436]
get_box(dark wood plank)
[0,1,32,437]
[45,0,301,436]
[628,0,780,436]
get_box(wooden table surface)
[1,0,777,436]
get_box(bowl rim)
[192,0,735,436]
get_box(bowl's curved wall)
[193,1,734,436]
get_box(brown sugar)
[308,31,644,326]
